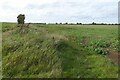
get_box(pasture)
[2,22,118,78]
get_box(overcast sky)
[0,0,119,23]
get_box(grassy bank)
[2,23,118,78]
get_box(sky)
[0,0,119,23]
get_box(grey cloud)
[1,4,16,10]
[0,0,118,23]
[25,2,65,9]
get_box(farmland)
[2,22,118,78]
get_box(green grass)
[2,23,118,78]
[0,22,2,79]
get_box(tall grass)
[2,23,118,78]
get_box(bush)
[17,14,25,24]
[88,40,109,55]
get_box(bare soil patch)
[107,49,119,65]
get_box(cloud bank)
[0,0,119,23]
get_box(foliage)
[88,40,110,55]
[17,14,25,24]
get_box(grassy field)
[2,22,118,78]
[0,22,2,79]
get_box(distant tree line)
[32,23,46,25]
[46,22,119,25]
[28,22,119,25]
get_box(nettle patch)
[87,40,110,55]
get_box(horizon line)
[0,22,118,24]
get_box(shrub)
[88,40,110,55]
[17,14,25,24]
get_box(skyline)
[0,0,119,23]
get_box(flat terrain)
[2,23,118,78]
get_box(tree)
[65,22,68,24]
[17,14,27,33]
[77,23,82,25]
[17,14,25,24]
[92,22,96,25]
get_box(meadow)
[2,22,118,78]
